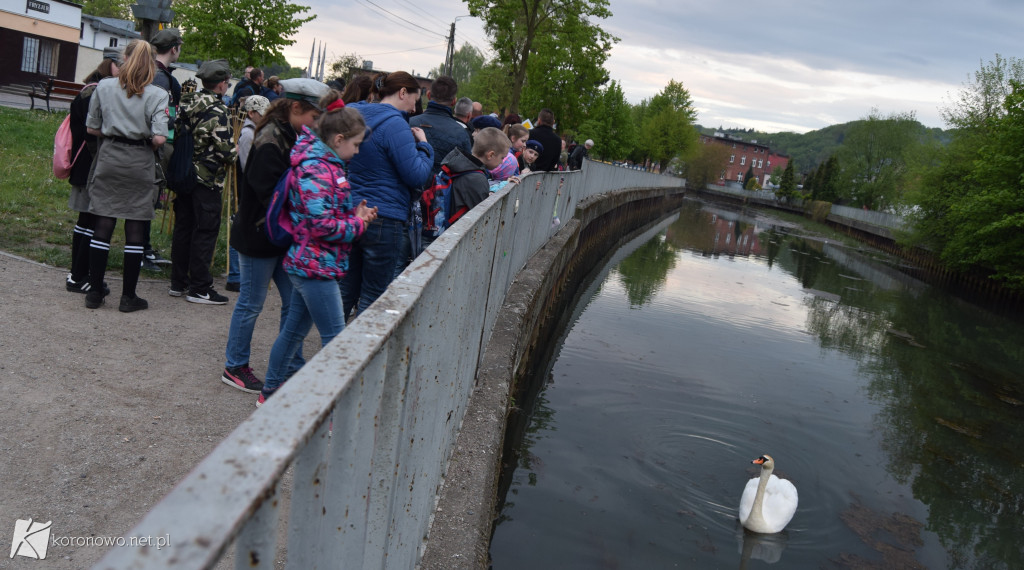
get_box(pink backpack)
[52,83,95,179]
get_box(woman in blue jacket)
[343,71,433,317]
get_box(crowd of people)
[64,32,596,407]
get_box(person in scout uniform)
[169,59,238,305]
[82,39,169,312]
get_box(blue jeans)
[341,217,406,318]
[262,275,346,395]
[227,246,240,284]
[224,253,305,373]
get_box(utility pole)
[444,21,456,77]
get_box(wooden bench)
[29,78,85,112]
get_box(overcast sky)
[281,0,1024,133]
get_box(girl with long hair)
[65,53,119,295]
[257,98,377,406]
[83,39,168,312]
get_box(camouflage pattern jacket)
[179,89,236,190]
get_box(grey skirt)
[87,139,159,220]
[68,184,90,213]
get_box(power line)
[362,43,448,57]
[359,0,447,39]
[393,0,451,30]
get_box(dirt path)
[0,251,294,569]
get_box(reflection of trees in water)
[859,293,1024,568]
[792,247,1024,567]
[614,237,677,308]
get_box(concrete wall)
[94,160,684,570]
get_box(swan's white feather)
[738,473,798,533]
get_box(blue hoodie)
[348,101,434,221]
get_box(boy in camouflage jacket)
[169,60,238,304]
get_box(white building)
[0,0,82,83]
[79,13,138,49]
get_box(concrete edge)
[419,187,686,569]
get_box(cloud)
[279,0,1024,133]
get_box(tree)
[742,165,756,188]
[817,154,841,203]
[329,53,362,81]
[911,81,1024,289]
[941,54,1024,132]
[80,0,131,18]
[836,109,919,210]
[768,166,783,187]
[466,0,616,115]
[637,80,699,174]
[173,0,314,68]
[776,160,797,201]
[428,44,486,87]
[682,141,730,189]
[575,80,635,161]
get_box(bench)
[29,78,85,112]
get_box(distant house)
[699,133,789,188]
[79,13,139,50]
[0,0,82,84]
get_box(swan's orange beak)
[752,457,766,465]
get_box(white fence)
[94,160,681,569]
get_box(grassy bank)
[0,106,227,275]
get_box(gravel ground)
[0,251,296,569]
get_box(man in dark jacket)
[229,68,263,107]
[568,139,594,170]
[528,108,562,171]
[410,76,472,177]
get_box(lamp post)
[445,14,473,77]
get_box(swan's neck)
[750,464,773,522]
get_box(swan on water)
[738,454,798,534]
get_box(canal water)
[489,199,1024,569]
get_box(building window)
[729,154,735,164]
[767,161,771,168]
[21,38,40,73]
[109,37,118,47]
[21,38,60,76]
[740,156,746,166]
[758,159,763,168]
[737,173,743,182]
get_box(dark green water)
[489,199,1024,569]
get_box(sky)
[280,0,1024,134]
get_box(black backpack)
[165,114,198,194]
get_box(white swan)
[738,454,798,534]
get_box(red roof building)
[698,134,789,187]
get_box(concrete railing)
[827,203,906,230]
[94,159,681,570]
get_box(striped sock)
[70,225,94,283]
[87,238,110,292]
[123,242,144,298]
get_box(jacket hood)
[291,126,342,169]
[442,147,485,174]
[180,89,221,119]
[349,101,407,131]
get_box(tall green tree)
[173,0,314,68]
[816,154,841,202]
[942,54,1024,132]
[466,0,616,115]
[575,80,635,161]
[329,53,362,81]
[776,160,797,201]
[638,80,699,174]
[80,0,131,18]
[682,140,730,189]
[428,43,486,89]
[837,109,919,210]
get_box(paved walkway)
[0,251,297,569]
[0,91,68,113]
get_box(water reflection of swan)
[738,454,798,534]
[737,527,788,566]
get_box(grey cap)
[150,28,183,49]
[102,46,123,62]
[196,59,231,83]
[279,78,331,108]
